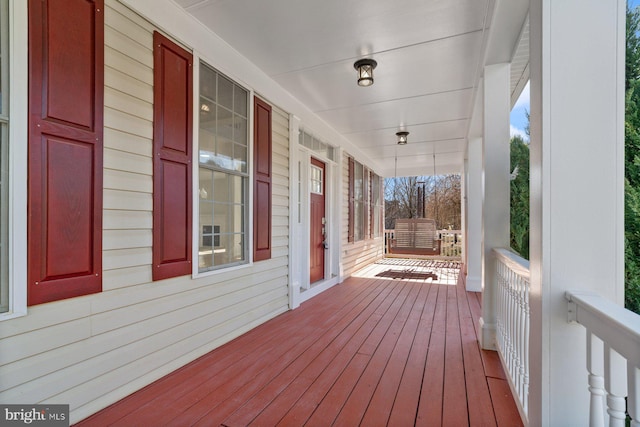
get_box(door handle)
[323,241,329,250]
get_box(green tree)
[625,5,640,314]
[510,135,529,260]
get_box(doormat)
[375,268,438,281]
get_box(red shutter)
[28,0,104,305]
[348,157,355,243]
[253,97,272,261]
[152,32,193,280]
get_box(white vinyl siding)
[0,1,289,423]
[341,152,383,278]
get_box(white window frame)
[192,53,254,278]
[1,0,28,320]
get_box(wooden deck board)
[441,285,469,426]
[331,283,421,426]
[457,275,498,426]
[387,282,439,426]
[221,279,398,426]
[359,283,432,426]
[415,284,446,426]
[488,377,523,427]
[77,259,523,427]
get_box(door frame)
[288,121,341,309]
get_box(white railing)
[494,248,530,421]
[384,229,395,254]
[439,229,462,257]
[565,291,640,426]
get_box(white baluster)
[587,332,606,427]
[514,274,522,396]
[629,364,640,427]
[517,274,525,404]
[496,260,503,352]
[604,344,627,427]
[523,283,529,415]
[507,269,516,378]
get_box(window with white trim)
[348,157,382,242]
[198,62,249,271]
[353,160,364,241]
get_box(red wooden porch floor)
[77,259,522,426]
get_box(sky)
[510,81,529,141]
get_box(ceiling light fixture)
[396,131,409,145]
[354,58,377,87]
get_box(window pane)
[234,115,247,145]
[214,234,231,266]
[199,200,214,269]
[326,146,334,161]
[231,234,244,262]
[304,132,312,149]
[218,75,233,110]
[230,172,244,202]
[234,86,247,116]
[199,169,213,200]
[354,162,363,200]
[354,201,363,241]
[310,165,322,195]
[214,202,228,233]
[199,128,215,153]
[215,136,233,170]
[213,171,229,203]
[234,143,247,173]
[200,65,216,102]
[231,204,244,234]
[217,106,233,141]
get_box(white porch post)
[466,138,483,292]
[461,159,467,277]
[528,0,625,424]
[479,63,511,350]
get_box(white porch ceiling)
[175,0,529,177]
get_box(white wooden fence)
[494,248,530,422]
[565,291,640,426]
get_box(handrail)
[565,290,640,426]
[493,247,530,422]
[494,248,530,280]
[566,291,640,366]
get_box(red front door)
[310,158,326,284]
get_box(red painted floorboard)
[76,261,523,427]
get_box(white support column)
[461,159,467,276]
[466,138,483,292]
[528,0,625,424]
[479,63,511,350]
